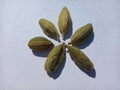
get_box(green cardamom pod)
[28,37,54,51]
[66,45,94,73]
[45,43,66,74]
[39,18,60,41]
[58,7,71,38]
[68,23,93,46]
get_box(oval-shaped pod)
[44,43,66,74]
[28,37,54,51]
[69,23,93,46]
[39,18,60,41]
[67,45,94,73]
[58,7,71,38]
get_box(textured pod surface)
[67,45,94,73]
[69,23,93,46]
[28,37,54,51]
[58,7,71,38]
[39,18,60,41]
[45,43,66,74]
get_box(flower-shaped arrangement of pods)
[28,7,95,78]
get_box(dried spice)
[39,18,60,41]
[28,6,95,78]
[28,37,54,51]
[69,23,93,46]
[58,7,71,38]
[44,43,66,74]
[67,45,94,73]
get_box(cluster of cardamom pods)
[28,7,95,77]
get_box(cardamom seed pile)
[28,6,95,77]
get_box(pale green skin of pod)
[67,45,94,73]
[58,7,71,38]
[69,23,93,46]
[45,43,66,74]
[39,18,60,40]
[28,37,54,51]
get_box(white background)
[0,0,120,90]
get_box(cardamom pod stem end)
[68,42,71,45]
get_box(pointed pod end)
[87,23,92,26]
[57,38,61,42]
[61,34,65,40]
[52,43,55,47]
[65,44,69,48]
[39,18,44,24]
[62,42,65,45]
[62,6,68,11]
[68,42,72,45]
[64,44,67,48]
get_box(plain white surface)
[0,0,120,90]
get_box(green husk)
[69,23,93,46]
[58,7,71,38]
[67,45,94,73]
[45,43,66,74]
[28,37,54,51]
[39,18,60,41]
